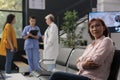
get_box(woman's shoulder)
[87,37,113,47]
[50,22,57,27]
[101,37,114,46]
[4,23,12,31]
[5,23,12,29]
[50,23,58,30]
[86,43,92,49]
[6,23,11,26]
[103,37,113,42]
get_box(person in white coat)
[43,14,59,71]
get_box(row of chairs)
[0,49,120,80]
[32,49,120,80]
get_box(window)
[0,0,23,38]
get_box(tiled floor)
[25,76,40,80]
[5,73,27,80]
[0,71,39,80]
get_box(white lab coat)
[43,22,59,64]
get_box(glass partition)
[0,0,23,38]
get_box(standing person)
[22,16,42,74]
[43,14,59,71]
[49,18,115,80]
[0,14,17,74]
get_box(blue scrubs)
[22,25,41,72]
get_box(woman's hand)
[82,60,100,70]
[76,59,80,64]
[76,59,81,69]
[14,48,18,52]
[76,71,80,75]
[10,47,14,52]
[10,47,17,52]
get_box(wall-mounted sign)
[29,0,45,10]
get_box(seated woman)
[49,18,115,80]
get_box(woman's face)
[45,18,51,26]
[89,21,105,39]
[12,17,16,24]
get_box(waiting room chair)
[31,59,53,78]
[107,50,120,80]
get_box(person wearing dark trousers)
[0,56,5,70]
[49,18,115,80]
[49,72,90,80]
[0,14,17,74]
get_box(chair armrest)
[39,59,55,62]
[66,48,75,72]
[39,59,55,71]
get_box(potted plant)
[61,10,78,48]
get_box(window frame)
[0,0,24,38]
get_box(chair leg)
[0,72,5,80]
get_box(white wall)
[97,0,120,49]
[111,33,120,49]
[97,0,120,12]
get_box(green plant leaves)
[61,10,78,48]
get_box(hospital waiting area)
[0,0,120,80]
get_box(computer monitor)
[89,11,120,32]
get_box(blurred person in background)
[42,14,59,71]
[0,14,17,74]
[22,16,42,76]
